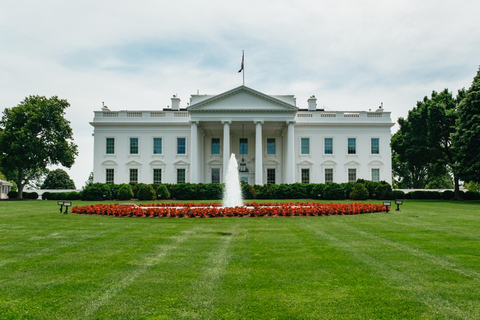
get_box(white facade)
[91,86,393,185]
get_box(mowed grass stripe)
[84,226,201,318]
[300,220,478,319]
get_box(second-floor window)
[267,138,276,154]
[211,138,220,154]
[348,138,356,154]
[106,138,115,154]
[153,138,162,154]
[239,138,248,154]
[325,138,333,154]
[371,138,379,154]
[177,138,186,154]
[130,138,139,154]
[301,138,310,154]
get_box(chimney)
[307,95,317,111]
[171,95,180,110]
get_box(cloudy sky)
[1,0,479,188]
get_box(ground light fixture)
[383,201,391,213]
[57,200,64,213]
[63,201,72,214]
[395,199,403,211]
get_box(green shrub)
[442,190,455,200]
[350,183,369,200]
[392,190,405,199]
[241,181,255,199]
[323,183,345,200]
[42,192,51,200]
[409,191,442,199]
[7,191,18,198]
[196,183,222,200]
[175,183,196,200]
[290,183,308,199]
[27,192,39,200]
[57,192,67,200]
[156,184,170,200]
[118,184,134,200]
[130,182,139,198]
[311,184,326,199]
[463,191,479,200]
[66,191,80,200]
[81,183,111,201]
[137,184,156,201]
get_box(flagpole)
[243,50,245,86]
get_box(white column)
[222,121,231,176]
[287,121,295,183]
[190,121,199,183]
[255,120,263,185]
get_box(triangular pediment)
[187,86,297,113]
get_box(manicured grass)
[1,199,479,319]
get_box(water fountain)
[223,154,243,207]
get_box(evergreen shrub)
[137,184,156,201]
[241,181,255,199]
[81,183,111,201]
[156,184,170,200]
[392,190,405,199]
[442,190,455,200]
[7,191,18,198]
[323,183,345,200]
[118,184,134,200]
[350,183,369,200]
[463,191,479,200]
[175,183,196,200]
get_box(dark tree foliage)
[454,67,480,183]
[391,89,464,198]
[0,96,78,198]
[41,169,76,189]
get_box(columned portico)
[254,120,263,185]
[190,121,199,183]
[222,120,231,175]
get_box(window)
[129,168,138,183]
[301,138,310,154]
[267,138,276,154]
[211,138,220,155]
[153,169,162,184]
[348,168,356,183]
[301,169,310,183]
[106,169,114,183]
[153,138,162,154]
[240,177,248,184]
[325,168,333,183]
[267,168,276,184]
[372,168,380,182]
[177,168,186,183]
[325,138,333,154]
[239,138,248,154]
[371,138,379,154]
[177,138,186,154]
[211,168,220,183]
[348,138,356,154]
[130,138,139,154]
[106,138,115,154]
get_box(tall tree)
[0,96,78,198]
[454,67,480,183]
[41,169,76,189]
[391,89,465,198]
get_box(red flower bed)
[71,202,388,218]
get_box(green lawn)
[1,200,479,319]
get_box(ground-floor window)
[301,168,310,183]
[106,169,114,183]
[348,168,356,183]
[153,169,162,184]
[371,168,380,182]
[177,168,186,183]
[211,168,220,183]
[325,168,333,183]
[240,177,248,184]
[267,168,275,184]
[129,168,138,183]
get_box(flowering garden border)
[71,202,388,218]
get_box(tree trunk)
[16,167,24,199]
[453,175,461,200]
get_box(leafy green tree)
[41,169,76,189]
[0,96,78,198]
[454,67,480,183]
[391,89,464,198]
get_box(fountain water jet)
[223,154,243,207]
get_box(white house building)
[91,86,393,185]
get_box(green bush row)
[7,191,39,199]
[404,190,480,200]
[42,191,81,200]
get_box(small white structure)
[0,179,13,199]
[91,86,394,185]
